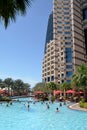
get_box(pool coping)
[68,103,87,112]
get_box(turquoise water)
[0,98,87,130]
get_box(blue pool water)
[0,98,87,130]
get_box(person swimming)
[59,102,62,107]
[27,104,30,111]
[46,103,50,109]
[56,107,59,112]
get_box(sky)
[0,0,52,88]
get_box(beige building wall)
[42,0,87,84]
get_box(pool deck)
[69,103,87,112]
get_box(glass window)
[58,21,62,24]
[66,65,72,69]
[48,77,50,82]
[65,48,72,63]
[64,12,69,15]
[83,9,87,20]
[64,8,69,10]
[65,22,70,24]
[66,71,73,77]
[58,31,62,34]
[64,26,70,29]
[67,80,71,83]
[64,17,70,20]
[61,73,64,78]
[65,32,71,34]
[51,76,54,81]
[65,37,71,40]
[65,42,71,45]
[58,26,62,29]
[58,16,62,19]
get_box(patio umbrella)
[0,90,5,93]
[66,90,76,94]
[54,90,62,95]
[34,91,44,94]
[76,91,83,94]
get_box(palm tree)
[4,78,13,96]
[14,79,24,95]
[60,82,71,99]
[46,82,57,94]
[72,64,87,102]
[0,0,32,28]
[23,83,30,95]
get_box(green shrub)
[81,98,85,103]
[79,100,87,109]
[84,103,87,109]
[0,96,11,102]
[79,101,84,108]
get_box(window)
[51,76,54,81]
[65,32,71,34]
[62,80,64,83]
[58,21,62,24]
[64,8,69,10]
[61,73,64,78]
[66,65,72,69]
[65,48,72,63]
[83,9,87,20]
[48,77,50,82]
[64,12,69,15]
[64,26,70,29]
[65,22,70,24]
[65,37,71,40]
[58,16,62,19]
[65,42,71,45]
[64,17,70,20]
[66,71,73,77]
[67,80,71,83]
[58,31,62,34]
[58,26,62,29]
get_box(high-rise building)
[42,0,87,84]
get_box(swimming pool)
[0,98,87,130]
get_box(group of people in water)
[3,98,67,113]
[45,100,66,112]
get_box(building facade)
[42,0,87,84]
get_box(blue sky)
[0,0,52,88]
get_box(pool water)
[0,98,87,130]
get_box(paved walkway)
[68,103,87,112]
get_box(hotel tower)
[42,0,87,84]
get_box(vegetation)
[33,82,59,93]
[0,96,11,101]
[32,64,87,106]
[79,99,87,109]
[60,82,71,99]
[72,64,87,102]
[0,0,32,28]
[0,77,30,96]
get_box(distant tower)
[82,0,87,54]
[42,0,87,84]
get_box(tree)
[72,64,87,102]
[60,82,71,99]
[0,0,32,28]
[23,83,30,95]
[32,82,45,92]
[46,82,57,93]
[4,78,13,96]
[14,79,24,95]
